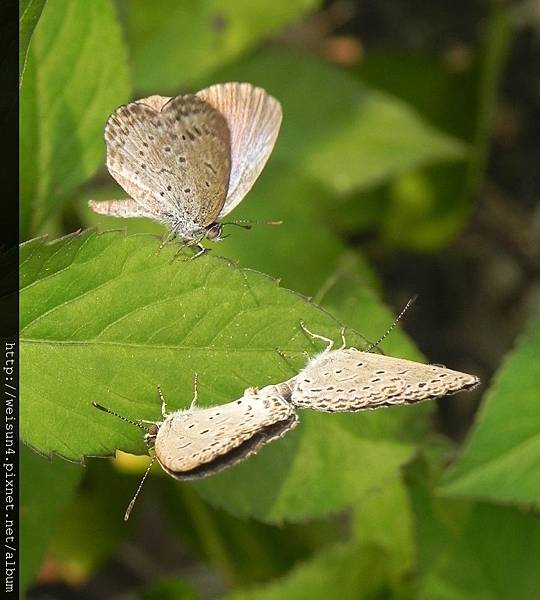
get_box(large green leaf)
[440,312,540,508]
[21,230,421,523]
[20,444,82,593]
[209,51,466,194]
[193,410,415,523]
[20,0,130,238]
[408,459,540,600]
[123,0,321,92]
[78,163,345,297]
[19,0,46,84]
[20,229,353,460]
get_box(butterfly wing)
[154,391,297,479]
[93,94,231,237]
[291,349,479,411]
[197,82,282,218]
[88,198,158,219]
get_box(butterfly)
[93,378,296,520]
[89,82,282,255]
[281,321,479,412]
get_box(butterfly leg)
[275,348,307,373]
[190,242,208,260]
[157,230,175,254]
[186,234,209,260]
[189,373,199,410]
[169,241,190,264]
[157,385,168,417]
[299,320,334,352]
[175,236,207,262]
[339,327,347,349]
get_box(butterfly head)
[143,422,160,447]
[205,222,224,241]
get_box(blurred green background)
[20,0,540,598]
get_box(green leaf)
[216,163,345,295]
[349,54,479,251]
[209,51,467,194]
[21,230,421,523]
[408,459,540,600]
[46,461,135,584]
[357,53,478,142]
[20,0,131,238]
[381,164,472,251]
[143,579,203,600]
[161,483,340,584]
[440,312,540,508]
[194,411,414,523]
[314,253,423,363]
[79,163,345,297]
[122,0,321,92]
[352,476,415,586]
[20,229,350,460]
[21,231,338,460]
[222,542,393,600]
[20,444,82,593]
[19,0,46,84]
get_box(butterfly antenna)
[365,295,418,352]
[124,455,156,521]
[92,401,148,431]
[223,219,283,230]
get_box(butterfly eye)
[205,223,222,241]
[148,424,159,436]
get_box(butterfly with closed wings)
[89,82,282,256]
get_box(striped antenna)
[223,219,283,230]
[365,295,418,353]
[124,456,156,521]
[92,401,149,431]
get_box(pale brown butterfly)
[93,376,297,520]
[89,82,282,256]
[280,308,479,412]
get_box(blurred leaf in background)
[121,0,322,92]
[219,542,391,600]
[19,0,46,84]
[20,0,131,238]
[441,311,540,508]
[207,51,466,194]
[408,457,540,600]
[45,461,137,585]
[20,445,82,594]
[160,482,342,585]
[331,6,513,252]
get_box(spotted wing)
[291,349,479,412]
[154,392,297,479]
[87,198,158,219]
[197,82,282,218]
[93,94,231,235]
